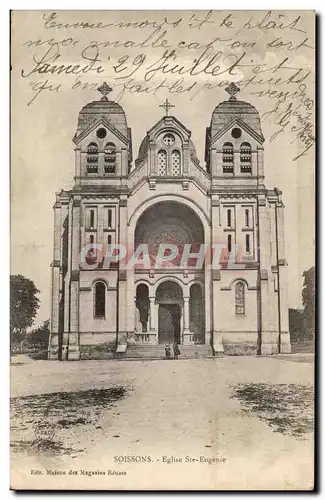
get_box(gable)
[210,117,264,146]
[73,117,129,146]
[147,116,191,142]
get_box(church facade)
[48,82,291,360]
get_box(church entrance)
[156,281,183,345]
[158,304,181,345]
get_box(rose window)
[163,133,175,146]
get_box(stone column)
[251,150,258,178]
[117,198,128,345]
[234,150,240,176]
[257,146,264,181]
[149,141,157,176]
[121,148,128,177]
[183,141,189,175]
[268,201,279,340]
[148,296,157,344]
[134,296,138,332]
[115,150,122,177]
[64,200,73,335]
[204,214,211,346]
[182,297,193,345]
[50,197,61,336]
[276,200,291,353]
[258,196,277,355]
[75,147,81,184]
[211,148,218,178]
[211,196,224,353]
[68,197,81,360]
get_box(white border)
[4,2,321,498]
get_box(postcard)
[10,10,315,490]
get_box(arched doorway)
[156,281,183,345]
[135,284,149,341]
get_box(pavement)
[10,356,314,490]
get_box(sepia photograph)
[10,9,315,490]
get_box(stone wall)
[79,342,116,360]
[291,341,315,354]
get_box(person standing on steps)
[165,344,171,359]
[173,342,181,360]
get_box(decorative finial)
[225,82,240,101]
[97,82,113,101]
[159,98,175,116]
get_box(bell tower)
[206,85,291,356]
[73,82,132,185]
[49,83,133,360]
[205,83,265,189]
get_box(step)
[179,346,214,359]
[121,344,214,360]
[124,345,165,359]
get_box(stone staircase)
[123,345,166,360]
[179,345,214,359]
[119,344,214,360]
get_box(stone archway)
[156,281,183,345]
[134,201,204,269]
[130,200,209,345]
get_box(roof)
[76,99,128,137]
[210,99,263,139]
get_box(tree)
[28,319,50,346]
[288,308,304,343]
[301,266,315,340]
[10,275,40,345]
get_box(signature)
[16,9,315,161]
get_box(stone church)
[48,82,291,360]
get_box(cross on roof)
[225,82,240,101]
[98,82,113,100]
[159,98,175,116]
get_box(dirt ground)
[10,355,314,491]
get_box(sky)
[11,10,315,325]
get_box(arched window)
[107,235,112,258]
[245,209,250,227]
[227,209,232,228]
[235,281,245,315]
[222,143,234,173]
[104,143,116,174]
[90,209,95,228]
[157,149,167,176]
[108,209,112,228]
[171,150,181,176]
[94,282,106,318]
[227,234,232,253]
[86,234,96,264]
[246,234,250,253]
[87,143,98,173]
[240,142,252,173]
